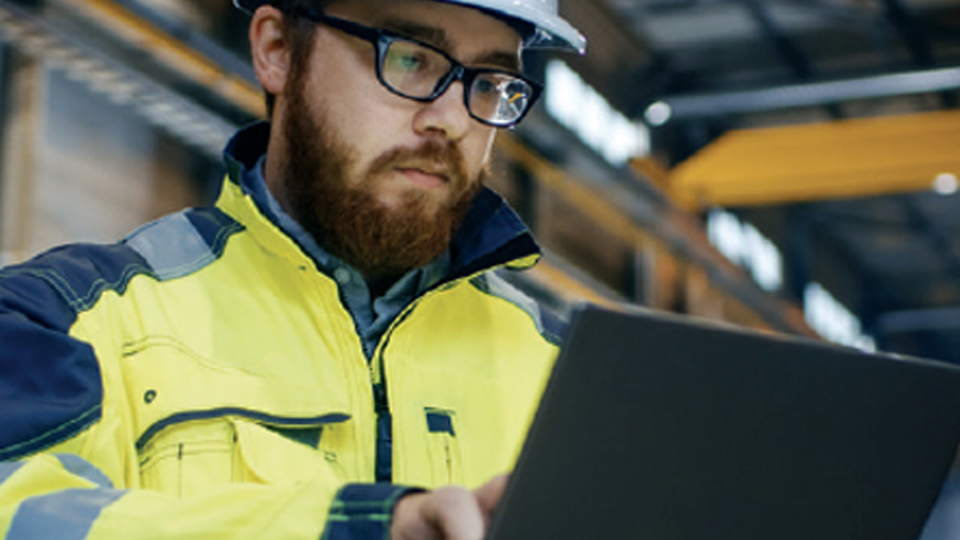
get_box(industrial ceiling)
[581,0,960,363]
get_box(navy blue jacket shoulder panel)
[0,206,242,461]
[0,241,147,460]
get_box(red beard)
[278,68,482,285]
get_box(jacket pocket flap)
[233,418,346,484]
[122,336,352,448]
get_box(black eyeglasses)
[292,8,542,128]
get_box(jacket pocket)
[124,336,352,496]
[137,414,350,496]
[425,408,463,485]
[138,418,238,496]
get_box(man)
[0,0,585,539]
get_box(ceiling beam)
[741,0,813,80]
[880,0,958,108]
[650,66,960,120]
[53,0,263,117]
[880,0,934,67]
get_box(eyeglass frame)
[290,7,543,129]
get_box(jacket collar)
[221,122,541,280]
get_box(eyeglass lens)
[380,39,533,125]
[470,75,532,125]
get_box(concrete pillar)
[0,47,43,265]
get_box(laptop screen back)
[488,306,960,540]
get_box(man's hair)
[263,0,326,119]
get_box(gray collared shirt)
[241,156,450,359]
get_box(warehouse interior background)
[1,0,960,535]
[0,0,958,366]
[0,0,960,356]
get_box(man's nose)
[412,81,473,140]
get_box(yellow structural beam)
[59,0,265,118]
[670,109,960,210]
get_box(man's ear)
[250,6,290,97]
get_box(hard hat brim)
[234,0,585,54]
[446,0,585,54]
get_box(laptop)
[487,305,960,540]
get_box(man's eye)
[387,51,426,73]
[474,79,498,95]
[386,43,433,74]
[396,53,424,71]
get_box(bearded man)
[0,0,585,539]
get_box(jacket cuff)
[322,483,425,540]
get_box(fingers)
[473,474,509,519]
[391,486,485,540]
[391,492,442,540]
[390,475,512,540]
[424,486,486,540]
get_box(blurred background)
[0,0,959,535]
[0,0,958,361]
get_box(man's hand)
[390,475,509,540]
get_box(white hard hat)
[437,0,585,54]
[234,0,586,54]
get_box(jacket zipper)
[368,265,518,483]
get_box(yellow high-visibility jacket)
[0,125,562,540]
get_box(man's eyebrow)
[381,17,452,50]
[379,17,521,72]
[475,51,521,72]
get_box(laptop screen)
[488,306,960,540]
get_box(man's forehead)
[383,16,521,70]
[329,0,523,69]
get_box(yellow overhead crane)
[668,109,960,210]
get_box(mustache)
[365,140,469,192]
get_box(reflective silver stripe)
[0,460,25,485]
[54,455,113,488]
[6,488,126,540]
[125,211,213,280]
